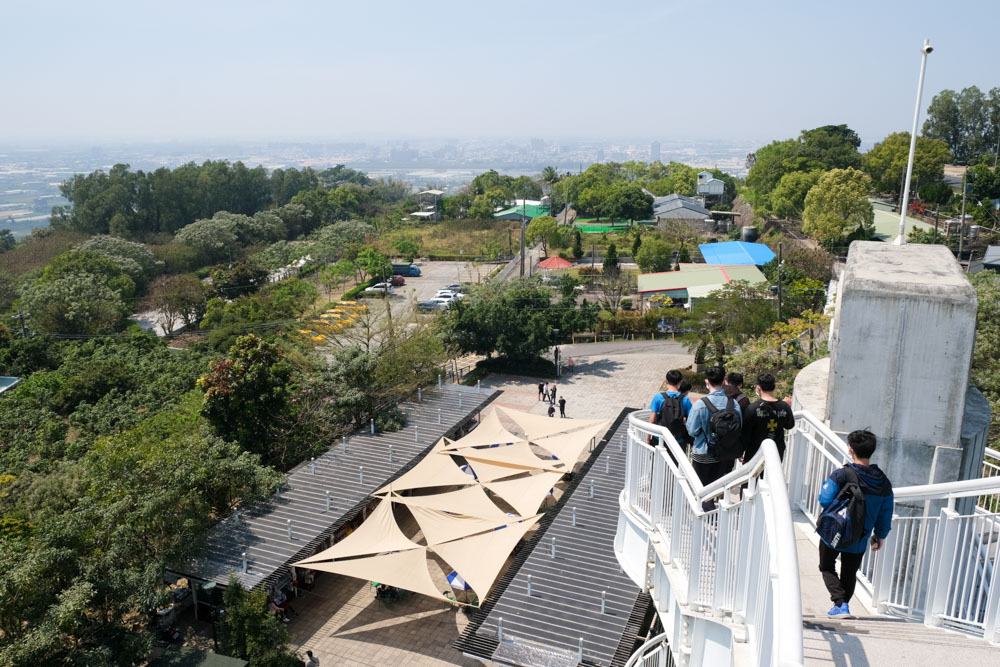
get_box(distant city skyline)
[2,1,998,147]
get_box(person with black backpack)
[741,373,795,462]
[685,366,743,491]
[648,370,693,452]
[816,429,893,619]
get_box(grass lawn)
[376,218,519,258]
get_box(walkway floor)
[794,512,997,666]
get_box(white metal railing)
[621,411,804,667]
[786,410,1000,642]
[624,632,674,667]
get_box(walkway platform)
[794,511,997,666]
[174,384,499,590]
[455,409,650,667]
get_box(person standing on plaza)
[817,429,893,618]
[685,366,743,489]
[549,384,557,406]
[558,396,566,418]
[542,381,550,402]
[304,650,320,667]
[538,381,544,401]
[742,373,795,462]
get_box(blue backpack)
[816,466,867,549]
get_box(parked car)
[418,298,451,311]
[442,283,464,292]
[364,282,394,295]
[435,290,464,300]
[389,275,406,286]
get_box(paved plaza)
[284,340,693,666]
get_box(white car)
[364,282,394,295]
[435,290,464,300]
[424,297,453,310]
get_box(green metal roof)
[871,208,933,242]
[638,264,766,297]
[494,204,550,220]
[149,647,248,667]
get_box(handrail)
[623,632,670,667]
[760,440,804,666]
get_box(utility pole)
[519,223,525,277]
[591,244,596,287]
[15,306,28,338]
[958,167,969,261]
[894,39,933,245]
[777,242,783,321]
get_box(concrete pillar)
[822,242,988,488]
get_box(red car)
[389,275,406,286]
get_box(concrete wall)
[824,241,984,488]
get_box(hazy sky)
[2,0,997,147]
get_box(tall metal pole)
[895,39,933,245]
[519,223,525,277]
[958,168,969,261]
[776,242,783,321]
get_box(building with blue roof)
[698,241,775,266]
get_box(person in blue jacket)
[818,429,894,618]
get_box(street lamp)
[894,39,934,246]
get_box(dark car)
[389,275,406,286]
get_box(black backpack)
[702,396,743,459]
[816,466,868,549]
[656,392,687,444]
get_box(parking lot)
[364,260,501,320]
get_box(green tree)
[603,243,620,277]
[862,131,951,195]
[392,238,419,261]
[40,249,136,298]
[971,271,1000,445]
[0,229,14,253]
[441,279,596,362]
[525,215,559,255]
[571,228,584,259]
[769,170,823,220]
[467,196,495,220]
[19,272,128,334]
[354,247,391,283]
[198,334,293,461]
[220,577,301,666]
[541,166,561,188]
[802,168,875,248]
[606,182,653,228]
[320,259,355,298]
[635,237,674,273]
[681,280,778,362]
[212,260,269,299]
[631,230,642,258]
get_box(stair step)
[802,615,987,648]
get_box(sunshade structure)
[637,263,766,300]
[293,406,608,605]
[537,255,574,270]
[698,241,776,266]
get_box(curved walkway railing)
[786,410,1000,643]
[621,410,804,667]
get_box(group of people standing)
[538,381,566,418]
[648,365,894,620]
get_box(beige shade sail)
[448,441,566,474]
[431,515,542,601]
[442,408,520,449]
[531,420,610,464]
[296,499,422,565]
[464,458,533,483]
[496,406,607,441]
[388,485,508,521]
[482,470,565,517]
[304,548,454,604]
[374,444,472,495]
[409,505,513,545]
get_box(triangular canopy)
[538,256,574,269]
[531,420,609,464]
[374,444,473,494]
[482,470,565,517]
[302,548,454,604]
[496,406,607,441]
[431,515,542,600]
[447,441,566,474]
[388,485,508,521]
[297,499,422,565]
[464,458,534,483]
[442,409,520,449]
[409,505,514,545]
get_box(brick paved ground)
[284,341,693,666]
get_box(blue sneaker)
[827,603,853,618]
